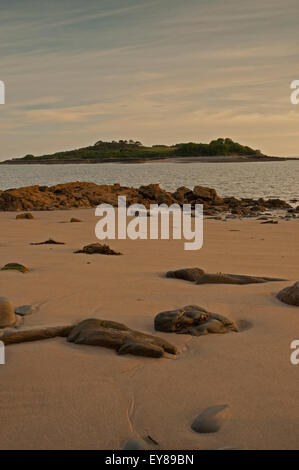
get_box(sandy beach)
[0,209,298,450]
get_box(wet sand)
[0,209,298,449]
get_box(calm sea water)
[0,160,298,201]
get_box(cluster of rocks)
[0,182,295,217]
[0,316,177,359]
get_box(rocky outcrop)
[154,305,238,336]
[277,282,299,306]
[0,182,291,214]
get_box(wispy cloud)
[0,0,298,158]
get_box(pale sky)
[0,0,299,160]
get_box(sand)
[0,209,298,450]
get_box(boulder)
[67,318,177,358]
[154,305,238,336]
[277,281,299,306]
[0,297,18,328]
[165,268,285,285]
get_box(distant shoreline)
[1,155,297,165]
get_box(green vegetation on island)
[7,138,267,164]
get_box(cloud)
[0,0,298,158]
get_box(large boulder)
[277,282,299,306]
[67,318,177,358]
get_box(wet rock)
[277,281,299,306]
[16,213,34,219]
[15,305,35,316]
[67,318,177,358]
[196,273,285,285]
[166,268,205,283]
[30,238,65,245]
[1,263,29,273]
[154,305,238,336]
[0,325,72,344]
[191,405,229,433]
[74,243,122,255]
[166,268,285,285]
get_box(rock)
[154,305,238,336]
[166,268,285,285]
[123,439,148,450]
[0,181,291,216]
[0,297,18,328]
[0,325,72,344]
[1,263,29,273]
[166,268,205,283]
[16,213,34,219]
[196,273,285,285]
[70,217,82,222]
[74,243,122,255]
[277,282,299,306]
[67,318,177,358]
[15,305,35,316]
[260,220,278,224]
[191,405,228,433]
[30,238,65,245]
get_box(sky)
[0,0,299,159]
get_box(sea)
[0,160,298,202]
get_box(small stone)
[74,243,122,255]
[15,305,35,316]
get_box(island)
[1,137,289,164]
